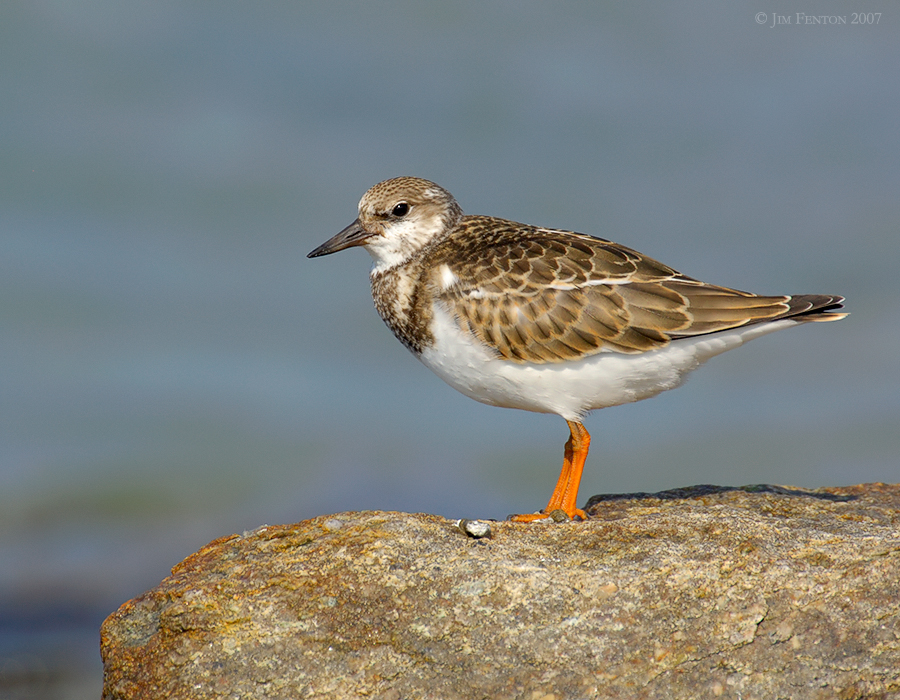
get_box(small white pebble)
[456,519,492,539]
[242,524,270,538]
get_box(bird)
[308,177,847,522]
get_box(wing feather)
[430,218,843,364]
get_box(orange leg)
[509,420,590,522]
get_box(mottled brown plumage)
[359,209,845,363]
[418,217,843,363]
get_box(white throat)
[364,217,447,274]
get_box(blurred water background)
[2,1,898,697]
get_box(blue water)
[2,2,899,697]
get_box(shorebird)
[308,177,846,521]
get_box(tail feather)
[783,294,847,323]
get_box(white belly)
[418,304,800,422]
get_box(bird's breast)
[370,266,435,355]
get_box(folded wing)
[436,220,844,364]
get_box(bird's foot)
[507,507,587,523]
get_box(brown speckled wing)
[434,217,840,364]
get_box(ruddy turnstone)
[308,177,847,522]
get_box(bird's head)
[308,177,463,272]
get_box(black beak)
[307,219,374,258]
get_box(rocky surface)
[101,483,900,699]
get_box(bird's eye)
[391,202,410,217]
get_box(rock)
[101,483,900,700]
